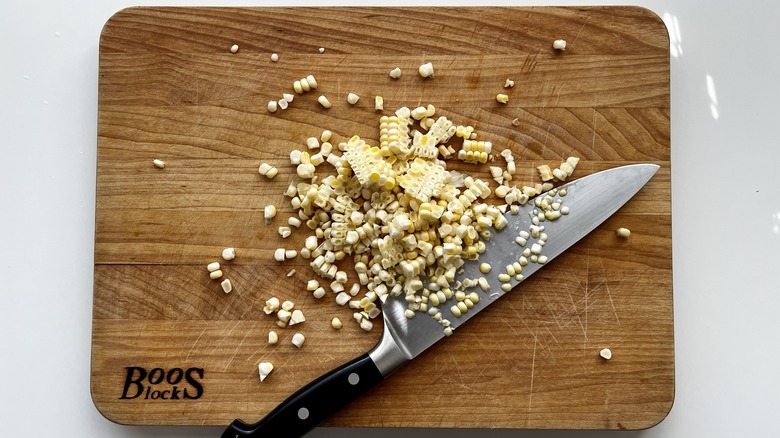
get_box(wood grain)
[92,6,673,430]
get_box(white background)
[2,0,778,437]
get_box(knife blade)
[222,163,659,438]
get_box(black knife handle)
[221,353,383,438]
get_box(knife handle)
[221,353,383,438]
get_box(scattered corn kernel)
[268,331,278,344]
[553,39,567,50]
[258,362,274,382]
[207,262,220,272]
[274,248,285,262]
[600,348,612,360]
[317,95,332,109]
[152,159,165,168]
[331,317,343,329]
[389,67,402,79]
[616,227,631,238]
[222,247,236,260]
[504,79,515,88]
[290,309,306,325]
[479,263,491,274]
[230,44,239,54]
[375,95,384,110]
[318,47,325,53]
[264,205,277,223]
[263,297,280,314]
[418,62,434,78]
[220,278,232,293]
[271,53,279,62]
[209,270,223,280]
[292,333,305,348]
[496,93,509,104]
[347,93,360,105]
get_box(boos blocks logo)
[119,366,204,400]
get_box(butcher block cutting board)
[92,6,673,430]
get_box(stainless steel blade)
[379,164,660,362]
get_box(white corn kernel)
[313,287,326,299]
[271,53,279,62]
[288,217,302,228]
[478,277,490,291]
[258,362,274,382]
[538,255,548,264]
[336,292,351,306]
[278,226,292,238]
[317,95,332,109]
[531,243,543,255]
[290,309,306,325]
[306,280,319,291]
[274,248,285,262]
[209,270,223,280]
[207,262,221,272]
[501,283,512,292]
[347,93,360,105]
[320,130,332,142]
[263,297,280,314]
[331,317,343,329]
[291,333,305,348]
[287,269,296,277]
[496,94,509,104]
[479,263,491,274]
[389,67,402,79]
[230,44,239,54]
[418,62,434,78]
[375,95,384,110]
[285,249,298,259]
[220,278,233,293]
[264,205,277,222]
[268,331,278,344]
[306,137,320,149]
[504,79,515,88]
[359,318,373,331]
[278,98,288,110]
[281,300,295,311]
[306,75,318,89]
[553,39,567,50]
[616,227,631,238]
[293,80,303,94]
[600,348,612,360]
[222,247,236,260]
[153,159,165,168]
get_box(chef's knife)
[222,163,659,438]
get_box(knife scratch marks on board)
[571,16,591,48]
[186,326,208,361]
[598,252,620,324]
[223,321,257,371]
[526,334,538,422]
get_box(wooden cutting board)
[92,6,673,430]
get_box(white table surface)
[2,0,778,436]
